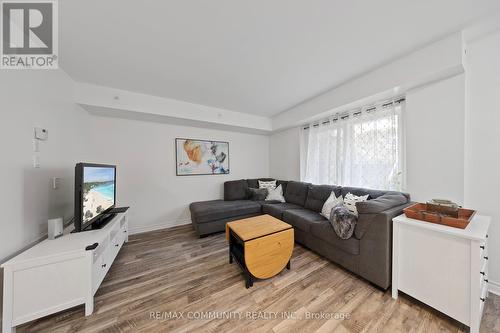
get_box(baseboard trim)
[129,219,192,235]
[488,280,500,296]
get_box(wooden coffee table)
[226,214,294,288]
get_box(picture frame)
[175,138,230,176]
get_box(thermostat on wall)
[34,127,48,141]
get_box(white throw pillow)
[344,192,369,216]
[266,184,286,202]
[321,191,344,219]
[259,180,277,190]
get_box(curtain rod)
[302,96,405,130]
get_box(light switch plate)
[33,155,40,168]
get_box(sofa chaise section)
[190,178,288,236]
[189,199,261,236]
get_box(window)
[300,99,405,191]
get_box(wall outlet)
[52,177,60,189]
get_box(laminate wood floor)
[16,225,500,333]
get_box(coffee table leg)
[245,274,253,288]
[229,245,233,264]
[287,260,291,270]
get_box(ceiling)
[60,1,500,117]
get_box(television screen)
[82,166,116,224]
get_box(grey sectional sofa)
[189,178,411,289]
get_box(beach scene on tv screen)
[83,167,115,223]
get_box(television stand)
[1,212,129,333]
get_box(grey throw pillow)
[247,188,268,201]
[329,204,358,239]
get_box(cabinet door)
[12,256,89,324]
[398,224,470,324]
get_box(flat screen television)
[74,163,116,232]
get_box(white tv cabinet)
[2,212,128,333]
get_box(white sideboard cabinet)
[2,212,128,333]
[392,214,490,333]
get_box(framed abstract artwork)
[175,138,230,176]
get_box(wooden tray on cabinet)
[403,203,476,229]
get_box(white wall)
[464,29,500,292]
[269,127,300,181]
[84,116,270,234]
[405,74,465,203]
[0,70,89,263]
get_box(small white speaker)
[48,217,64,240]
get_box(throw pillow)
[258,180,277,190]
[247,188,268,201]
[343,192,369,216]
[329,204,358,239]
[320,191,344,219]
[266,184,286,202]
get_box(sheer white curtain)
[301,99,405,191]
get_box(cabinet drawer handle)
[480,297,486,302]
[102,264,107,268]
[480,245,485,250]
[485,279,489,283]
[480,271,485,276]
[115,244,119,247]
[484,256,489,260]
[124,230,127,233]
